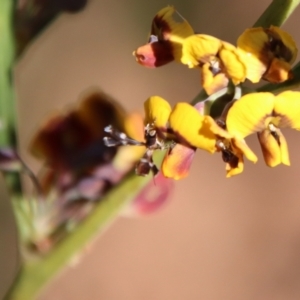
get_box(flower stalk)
[254,0,300,27]
[0,1,17,148]
[6,166,161,299]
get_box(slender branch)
[0,1,17,147]
[6,166,158,300]
[254,0,300,27]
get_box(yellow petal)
[257,129,290,167]
[225,151,244,178]
[181,34,222,68]
[241,51,267,83]
[237,27,270,62]
[232,138,258,163]
[274,91,300,129]
[237,26,298,83]
[226,92,275,138]
[219,41,247,84]
[144,96,172,129]
[169,102,217,152]
[269,26,298,64]
[201,63,229,95]
[123,112,144,141]
[223,138,257,178]
[152,6,194,42]
[237,28,268,83]
[205,116,232,140]
[162,144,196,180]
[151,6,194,62]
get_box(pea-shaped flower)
[226,91,300,167]
[133,6,194,67]
[237,26,298,83]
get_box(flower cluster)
[30,90,151,201]
[105,6,300,179]
[25,90,175,251]
[133,6,297,95]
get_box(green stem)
[6,169,155,299]
[253,0,300,27]
[0,1,22,193]
[0,1,17,147]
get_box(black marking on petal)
[222,149,238,167]
[216,139,239,168]
[265,29,293,62]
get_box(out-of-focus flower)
[237,26,298,83]
[26,91,176,252]
[226,91,300,167]
[30,90,142,201]
[121,172,174,217]
[133,6,194,67]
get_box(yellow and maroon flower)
[237,26,298,83]
[218,136,258,177]
[144,97,253,179]
[133,6,194,67]
[181,35,248,95]
[226,91,300,168]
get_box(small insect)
[104,123,169,176]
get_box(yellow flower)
[237,26,298,83]
[181,35,248,95]
[220,137,258,178]
[133,6,194,67]
[144,96,172,131]
[144,97,258,178]
[226,91,300,167]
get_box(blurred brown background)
[13,0,300,299]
